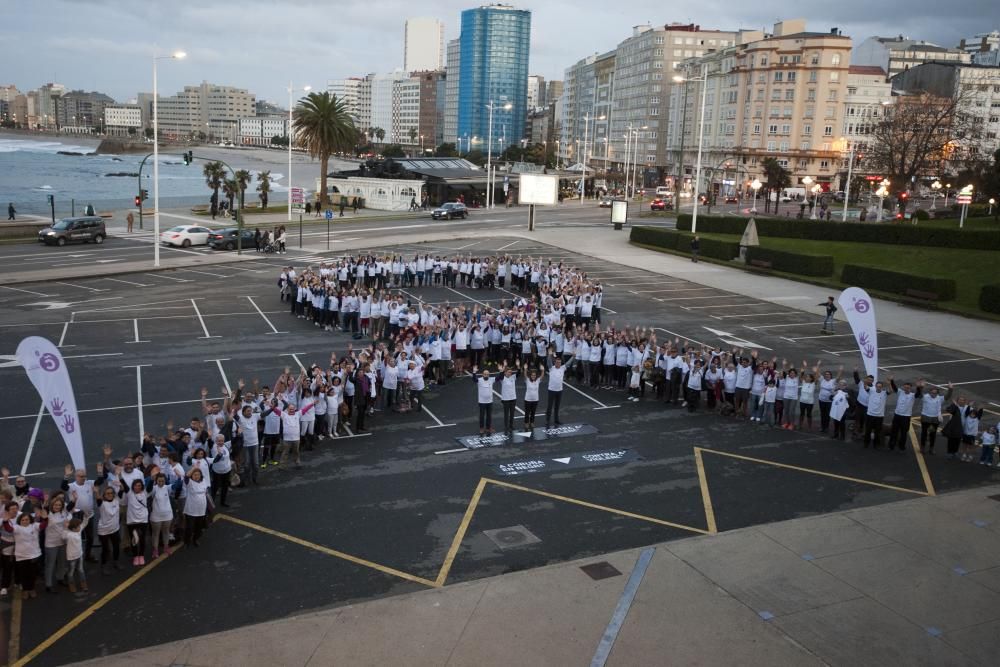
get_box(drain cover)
[580,561,622,580]
[483,525,541,550]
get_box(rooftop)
[848,65,887,76]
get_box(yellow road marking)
[699,448,928,496]
[909,419,937,496]
[14,546,183,667]
[435,478,488,587]
[216,514,438,588]
[693,448,718,534]
[484,478,711,535]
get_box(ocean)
[0,133,344,218]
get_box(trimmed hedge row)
[676,213,1000,251]
[630,227,740,261]
[841,264,957,301]
[980,284,1000,314]
[745,246,834,277]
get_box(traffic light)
[46,194,54,205]
[183,150,193,165]
[899,191,909,201]
[135,195,141,207]
[141,189,148,201]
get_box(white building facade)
[404,17,445,73]
[104,104,142,135]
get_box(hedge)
[980,284,1000,314]
[676,213,1000,251]
[630,227,740,261]
[841,264,957,301]
[745,246,834,277]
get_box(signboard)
[518,173,559,206]
[956,195,972,204]
[490,449,640,477]
[290,187,306,213]
[325,209,333,220]
[455,422,598,449]
[610,200,628,224]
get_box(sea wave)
[0,137,98,155]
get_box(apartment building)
[104,104,143,136]
[443,38,461,145]
[151,81,255,140]
[56,90,116,130]
[327,77,363,122]
[842,65,892,167]
[666,20,852,197]
[391,77,421,145]
[853,36,970,79]
[414,70,446,149]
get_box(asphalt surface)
[1,235,998,665]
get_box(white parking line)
[496,240,520,251]
[782,332,854,340]
[125,318,149,344]
[122,364,152,442]
[634,287,715,293]
[58,321,70,347]
[434,447,469,455]
[101,277,152,288]
[823,343,930,355]
[210,359,232,393]
[713,312,793,319]
[927,378,1000,387]
[422,404,457,429]
[191,299,220,338]
[63,352,124,359]
[608,281,688,287]
[681,303,772,310]
[658,295,737,302]
[446,286,490,307]
[879,358,982,370]
[56,281,108,293]
[563,381,620,410]
[0,285,51,297]
[744,322,818,330]
[144,272,191,283]
[247,295,287,334]
[185,268,232,279]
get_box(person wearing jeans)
[473,366,497,435]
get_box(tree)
[761,157,790,216]
[222,177,238,213]
[144,127,154,139]
[292,91,357,207]
[375,127,385,144]
[203,160,226,213]
[256,170,272,208]
[270,135,289,147]
[435,142,459,157]
[407,128,417,145]
[382,144,406,158]
[867,92,981,211]
[465,149,485,166]
[234,169,252,211]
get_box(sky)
[4,0,999,105]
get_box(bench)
[905,288,939,302]
[749,259,772,269]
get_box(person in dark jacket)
[690,235,700,263]
[940,393,969,459]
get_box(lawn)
[685,231,999,319]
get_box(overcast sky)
[5,0,998,105]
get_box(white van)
[655,186,673,197]
[780,187,806,202]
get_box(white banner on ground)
[838,287,878,379]
[16,336,85,470]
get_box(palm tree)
[293,91,357,207]
[234,169,252,210]
[375,127,385,145]
[203,161,226,217]
[257,170,271,209]
[222,177,238,214]
[761,157,791,216]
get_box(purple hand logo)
[853,297,871,314]
[37,351,60,372]
[62,414,76,434]
[50,397,66,417]
[858,332,876,358]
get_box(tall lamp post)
[287,83,312,221]
[840,138,855,221]
[802,175,815,219]
[750,178,762,214]
[875,179,890,222]
[485,100,512,208]
[930,180,941,210]
[579,112,606,203]
[674,67,709,233]
[943,182,952,208]
[152,48,186,268]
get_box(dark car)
[208,227,255,251]
[431,202,468,220]
[724,195,739,204]
[37,216,106,246]
[650,197,672,211]
[599,196,625,208]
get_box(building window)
[803,124,812,135]
[811,54,819,65]
[820,159,830,168]
[774,71,783,82]
[753,123,761,134]
[801,140,811,150]
[768,124,778,134]
[809,71,817,82]
[785,90,795,101]
[807,89,816,101]
[767,140,776,151]
[830,71,840,82]
[832,54,841,66]
[787,72,796,83]
[828,90,838,101]
[781,124,791,134]
[823,125,833,136]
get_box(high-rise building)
[31,83,65,128]
[366,70,408,141]
[56,90,116,130]
[527,74,545,110]
[457,4,531,155]
[414,70,447,150]
[392,77,421,145]
[327,77,364,121]
[443,38,461,145]
[853,36,971,79]
[147,81,255,140]
[665,21,852,196]
[404,17,445,73]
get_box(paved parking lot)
[2,237,999,665]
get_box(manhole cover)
[483,525,541,550]
[580,561,622,580]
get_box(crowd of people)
[2,251,995,603]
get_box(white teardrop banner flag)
[838,287,879,380]
[16,336,86,471]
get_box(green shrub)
[630,227,740,261]
[912,209,930,221]
[980,284,1000,314]
[745,246,834,277]
[841,265,957,301]
[676,213,1000,250]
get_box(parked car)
[599,196,625,208]
[724,195,739,204]
[37,216,106,246]
[160,224,213,247]
[208,228,255,251]
[650,197,672,211]
[431,202,468,220]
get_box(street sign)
[290,187,306,213]
[325,209,333,220]
[957,195,972,204]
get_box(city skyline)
[4,0,997,104]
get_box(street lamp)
[930,180,941,210]
[989,198,996,216]
[579,112,606,203]
[420,134,425,154]
[944,183,952,208]
[287,83,311,220]
[875,179,890,222]
[750,178,762,214]
[811,184,822,218]
[839,137,855,222]
[152,49,186,268]
[802,175,815,219]
[674,68,709,233]
[485,100,512,208]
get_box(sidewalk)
[76,483,1000,667]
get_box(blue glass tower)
[457,5,531,154]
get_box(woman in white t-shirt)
[522,366,545,430]
[149,473,174,559]
[183,468,210,547]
